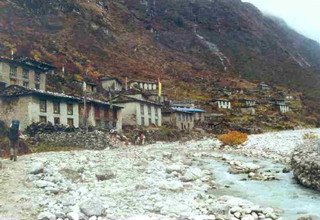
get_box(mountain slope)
[1,0,320,105]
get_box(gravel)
[3,128,318,219]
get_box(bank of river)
[0,129,320,220]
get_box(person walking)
[140,132,146,145]
[8,120,20,161]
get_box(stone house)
[212,99,232,109]
[270,98,287,106]
[239,99,256,107]
[85,82,97,93]
[170,101,205,122]
[113,95,162,127]
[73,81,97,94]
[0,56,55,91]
[79,98,123,131]
[257,82,271,91]
[162,107,194,131]
[171,100,195,108]
[129,80,157,91]
[0,85,80,130]
[101,76,123,92]
[275,103,290,113]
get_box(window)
[23,81,29,88]
[39,116,47,123]
[10,78,17,85]
[149,118,152,125]
[67,118,74,127]
[148,106,151,116]
[54,117,60,125]
[95,107,100,118]
[23,69,29,80]
[35,72,40,82]
[113,110,118,120]
[141,117,145,126]
[140,104,144,114]
[96,119,101,127]
[155,118,158,126]
[10,66,17,77]
[35,83,40,90]
[104,109,110,119]
[40,100,47,113]
[67,103,73,115]
[155,108,158,117]
[53,102,60,114]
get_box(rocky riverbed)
[292,142,320,192]
[1,129,320,220]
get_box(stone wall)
[291,143,320,191]
[37,131,113,150]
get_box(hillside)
[1,0,320,110]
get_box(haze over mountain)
[243,0,320,43]
[1,0,320,110]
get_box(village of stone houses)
[0,53,319,220]
[1,1,320,220]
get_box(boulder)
[181,167,204,182]
[160,180,184,192]
[80,198,105,217]
[37,211,56,220]
[95,169,116,181]
[29,163,44,175]
[291,145,320,191]
[165,164,184,174]
[66,212,80,220]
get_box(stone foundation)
[291,143,320,191]
[37,131,112,150]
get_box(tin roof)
[171,107,205,113]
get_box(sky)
[243,0,320,43]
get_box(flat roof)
[172,107,205,113]
[100,76,123,84]
[113,95,162,106]
[0,56,55,72]
[0,85,122,109]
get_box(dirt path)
[0,157,38,220]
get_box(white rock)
[66,212,79,220]
[38,211,56,220]
[160,180,184,192]
[234,212,241,218]
[80,198,105,217]
[166,164,184,173]
[182,167,203,181]
[241,215,254,220]
[29,162,44,175]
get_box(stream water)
[200,153,320,219]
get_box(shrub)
[303,132,318,140]
[218,131,248,146]
[0,120,8,138]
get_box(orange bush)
[218,131,248,146]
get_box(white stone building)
[0,56,55,91]
[101,76,123,92]
[0,85,80,130]
[212,99,232,109]
[113,95,162,127]
[276,104,290,113]
[129,80,157,91]
[79,98,123,131]
[162,107,194,130]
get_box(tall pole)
[83,81,88,133]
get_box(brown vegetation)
[218,131,248,146]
